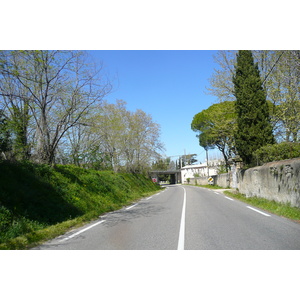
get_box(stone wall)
[186,158,300,208]
[187,173,230,187]
[213,173,230,188]
[188,177,209,186]
[237,158,300,208]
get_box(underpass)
[149,170,181,184]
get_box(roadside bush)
[0,205,45,242]
[254,142,300,165]
[0,205,12,232]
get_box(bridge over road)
[149,170,181,184]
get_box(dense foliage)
[191,101,236,168]
[253,142,300,165]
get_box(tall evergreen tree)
[233,50,275,166]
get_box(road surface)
[34,185,300,250]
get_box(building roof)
[181,163,207,170]
[181,159,225,170]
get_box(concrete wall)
[191,174,230,187]
[237,159,300,208]
[213,173,230,188]
[187,173,230,187]
[188,177,209,186]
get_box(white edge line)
[177,186,186,250]
[247,206,270,217]
[225,196,234,201]
[61,220,105,242]
[126,203,138,210]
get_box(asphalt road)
[34,185,300,250]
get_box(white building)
[181,159,225,184]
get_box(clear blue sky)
[89,50,220,163]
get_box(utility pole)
[206,148,209,177]
[166,152,197,170]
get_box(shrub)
[254,142,300,165]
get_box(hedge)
[254,142,300,165]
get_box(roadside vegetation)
[195,184,300,221]
[192,184,224,189]
[0,50,165,250]
[0,161,161,250]
[253,142,300,165]
[223,190,300,221]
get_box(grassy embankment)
[0,161,161,250]
[224,190,300,221]
[185,183,300,221]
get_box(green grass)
[0,161,161,249]
[224,191,300,221]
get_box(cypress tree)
[233,50,275,166]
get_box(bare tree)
[0,50,112,164]
[123,108,164,173]
[264,51,300,142]
[86,100,164,173]
[206,50,237,102]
